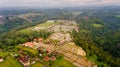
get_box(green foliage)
[71,17,120,67]
[0,57,23,67]
[0,52,10,58]
[89,55,110,67]
[30,62,44,67]
[0,30,52,48]
[49,55,76,67]
[16,46,38,56]
[92,24,102,28]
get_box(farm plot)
[0,57,23,67]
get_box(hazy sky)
[0,0,120,7]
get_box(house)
[23,42,35,48]
[0,57,3,62]
[17,57,30,66]
[43,56,50,61]
[38,38,44,42]
[51,51,60,57]
[46,48,51,53]
[50,56,56,61]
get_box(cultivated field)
[0,57,22,67]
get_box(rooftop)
[24,42,35,47]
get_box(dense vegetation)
[0,30,52,49]
[0,15,46,34]
[71,16,120,67]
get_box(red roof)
[46,48,50,51]
[38,38,43,42]
[24,42,35,47]
[43,56,50,61]
[18,57,28,63]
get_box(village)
[0,20,97,67]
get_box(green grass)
[0,52,10,58]
[19,21,56,33]
[114,15,120,18]
[0,57,23,67]
[19,27,34,33]
[30,62,44,67]
[16,46,38,55]
[81,29,88,33]
[92,24,102,28]
[36,21,55,27]
[50,56,76,67]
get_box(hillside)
[0,20,96,67]
[0,7,120,67]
